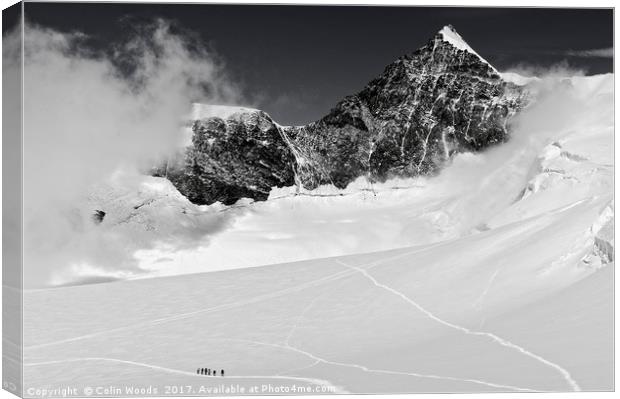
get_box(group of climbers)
[197,368,225,377]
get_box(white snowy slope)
[21,74,613,394]
[22,213,612,393]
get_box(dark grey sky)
[8,3,615,125]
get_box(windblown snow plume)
[9,20,245,286]
[502,61,585,81]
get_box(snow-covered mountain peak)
[438,25,472,52]
[437,25,499,74]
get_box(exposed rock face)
[162,25,529,205]
[162,109,296,205]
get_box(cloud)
[4,19,248,287]
[564,47,613,58]
[503,60,586,78]
[21,19,243,200]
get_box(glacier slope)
[23,201,612,392]
[20,73,613,393]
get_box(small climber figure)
[197,368,200,375]
[212,369,218,376]
[221,369,225,377]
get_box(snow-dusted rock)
[159,108,296,205]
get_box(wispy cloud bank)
[564,47,613,58]
[503,60,585,78]
[4,19,247,286]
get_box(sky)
[5,3,615,125]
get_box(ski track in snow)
[24,237,580,392]
[472,268,501,309]
[23,357,339,391]
[24,268,355,350]
[209,338,539,392]
[285,292,328,346]
[275,360,321,378]
[25,242,446,351]
[334,259,581,392]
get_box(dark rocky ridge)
[158,26,529,205]
[162,110,295,205]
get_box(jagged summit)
[437,25,477,56]
[434,25,500,75]
[161,26,528,205]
